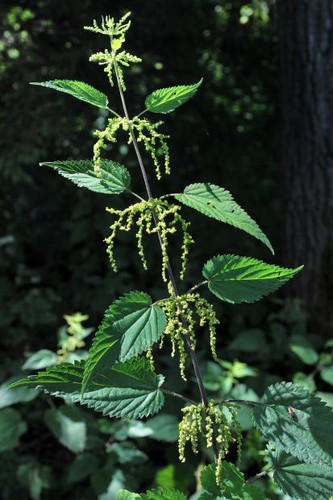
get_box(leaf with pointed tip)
[199,462,265,499]
[40,159,130,194]
[30,80,108,108]
[267,446,333,500]
[145,80,202,114]
[9,358,165,419]
[9,361,85,396]
[253,382,333,468]
[203,255,303,304]
[175,183,274,253]
[82,291,167,394]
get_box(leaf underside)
[253,382,333,468]
[40,159,131,194]
[9,358,165,420]
[82,291,167,394]
[145,79,202,114]
[175,183,274,254]
[203,254,303,304]
[30,79,108,108]
[267,446,333,500]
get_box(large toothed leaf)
[82,291,167,394]
[9,361,85,397]
[203,255,303,304]
[145,80,202,114]
[30,80,108,109]
[199,462,265,499]
[253,382,333,468]
[175,183,273,253]
[9,358,165,420]
[143,488,187,500]
[266,447,333,500]
[40,159,131,194]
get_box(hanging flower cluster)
[84,13,141,91]
[159,290,219,380]
[93,116,170,179]
[105,198,193,282]
[178,401,242,486]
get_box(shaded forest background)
[1,1,332,498]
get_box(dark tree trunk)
[279,0,333,335]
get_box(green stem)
[125,188,146,202]
[245,468,275,484]
[113,60,219,462]
[187,281,208,294]
[221,399,267,407]
[107,106,121,118]
[162,389,198,406]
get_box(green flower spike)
[178,401,242,487]
[105,199,193,282]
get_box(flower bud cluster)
[105,199,193,282]
[178,400,242,486]
[159,292,219,380]
[85,13,141,91]
[93,117,170,180]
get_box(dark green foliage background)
[3,1,331,498]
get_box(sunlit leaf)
[145,80,202,114]
[40,159,131,194]
[175,183,273,253]
[31,79,108,108]
[82,291,166,393]
[203,254,303,303]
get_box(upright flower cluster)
[159,291,220,380]
[178,401,242,486]
[84,13,141,91]
[105,198,193,282]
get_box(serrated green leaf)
[40,159,131,194]
[10,358,165,419]
[82,291,166,394]
[117,491,141,500]
[9,361,85,396]
[44,408,86,453]
[174,183,273,253]
[141,487,187,500]
[253,382,333,467]
[199,462,265,499]
[0,408,27,451]
[145,80,202,114]
[30,80,108,108]
[203,255,303,304]
[267,446,333,500]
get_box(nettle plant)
[11,13,333,499]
